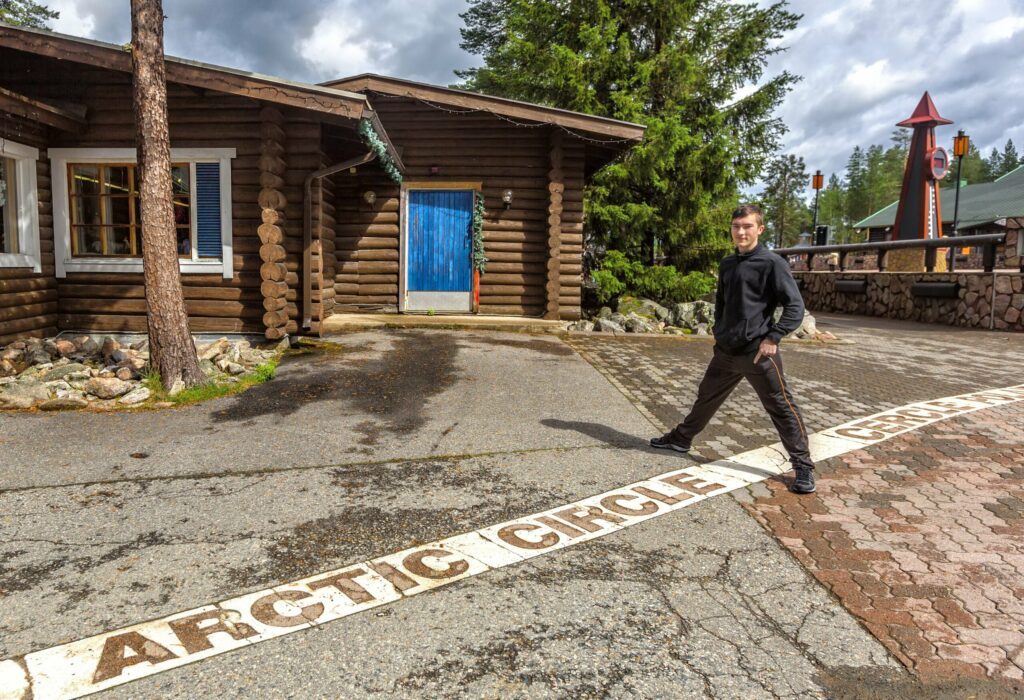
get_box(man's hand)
[753,338,778,364]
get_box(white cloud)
[47,0,96,37]
[297,13,390,79]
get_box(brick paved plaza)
[569,312,1024,692]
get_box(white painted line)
[5,384,1024,699]
[0,661,28,700]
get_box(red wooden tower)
[892,92,953,241]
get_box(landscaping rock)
[567,320,595,332]
[1,335,283,410]
[100,337,121,358]
[74,336,100,356]
[198,338,231,361]
[84,377,133,399]
[119,387,151,405]
[27,349,51,366]
[594,318,624,334]
[623,313,658,334]
[795,311,818,338]
[0,380,50,409]
[168,378,186,396]
[42,363,91,382]
[596,306,613,320]
[672,300,715,330]
[694,323,710,336]
[52,339,77,357]
[617,296,669,321]
[39,397,89,411]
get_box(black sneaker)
[790,467,816,494]
[650,433,690,453]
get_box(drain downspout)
[303,151,377,331]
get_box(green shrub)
[599,250,644,288]
[593,251,716,307]
[672,270,716,303]
[592,269,626,304]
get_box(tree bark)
[131,0,205,390]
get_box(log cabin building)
[0,23,644,345]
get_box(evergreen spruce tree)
[818,173,851,243]
[986,147,1003,179]
[845,146,868,223]
[958,141,989,185]
[457,0,801,272]
[759,154,810,248]
[0,0,58,27]
[999,139,1020,177]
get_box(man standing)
[650,204,816,494]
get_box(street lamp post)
[950,130,969,272]
[811,170,824,229]
[811,169,824,233]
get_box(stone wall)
[795,271,1024,331]
[789,221,1023,273]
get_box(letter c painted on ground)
[497,523,559,550]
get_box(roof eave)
[322,73,646,142]
[0,21,369,120]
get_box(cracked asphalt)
[2,323,998,698]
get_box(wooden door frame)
[399,181,482,314]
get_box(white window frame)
[50,147,235,279]
[0,138,41,273]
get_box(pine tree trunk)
[131,0,205,390]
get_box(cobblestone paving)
[745,404,1024,690]
[567,315,1024,691]
[566,316,1024,462]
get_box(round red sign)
[927,147,949,180]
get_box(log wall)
[0,54,345,337]
[34,69,272,334]
[332,96,586,319]
[257,105,292,340]
[331,168,401,312]
[0,110,56,344]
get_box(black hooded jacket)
[713,243,805,354]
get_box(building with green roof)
[855,165,1024,235]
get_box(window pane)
[171,164,190,195]
[75,196,102,226]
[75,226,103,255]
[177,227,191,257]
[172,196,190,227]
[108,197,132,226]
[104,166,131,195]
[71,165,100,195]
[107,227,132,255]
[0,157,16,255]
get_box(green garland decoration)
[472,190,488,273]
[358,119,403,184]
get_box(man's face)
[730,214,763,252]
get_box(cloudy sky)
[46,0,1024,183]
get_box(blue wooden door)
[408,190,474,293]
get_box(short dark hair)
[732,204,764,226]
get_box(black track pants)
[668,345,814,470]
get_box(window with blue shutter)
[195,162,222,258]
